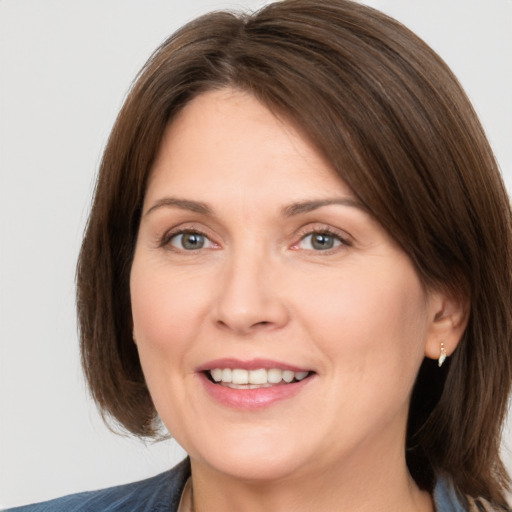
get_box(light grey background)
[1,0,511,508]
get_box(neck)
[187,446,434,512]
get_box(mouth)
[205,368,313,389]
[197,360,315,409]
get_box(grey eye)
[310,233,336,250]
[299,232,342,251]
[171,232,207,250]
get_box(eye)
[167,231,213,250]
[298,231,346,251]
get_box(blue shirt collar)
[434,476,468,512]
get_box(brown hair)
[77,0,512,505]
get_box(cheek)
[300,260,429,373]
[129,259,214,424]
[299,261,430,438]
[130,261,212,351]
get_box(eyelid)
[159,225,219,250]
[156,222,352,252]
[291,224,353,250]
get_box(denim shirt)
[3,459,190,512]
[3,458,476,512]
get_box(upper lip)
[196,358,311,373]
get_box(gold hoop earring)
[438,342,447,367]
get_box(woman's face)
[130,88,442,482]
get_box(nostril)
[250,320,274,330]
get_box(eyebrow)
[282,198,366,216]
[145,196,366,218]
[145,197,212,216]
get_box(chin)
[186,430,315,483]
[200,451,309,483]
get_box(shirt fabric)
[3,458,503,512]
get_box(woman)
[8,0,511,510]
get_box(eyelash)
[160,228,214,251]
[293,227,352,253]
[159,226,352,253]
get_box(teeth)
[248,368,267,384]
[282,370,294,383]
[232,369,249,385]
[267,368,282,384]
[211,368,223,382]
[209,368,310,387]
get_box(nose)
[213,248,290,335]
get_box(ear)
[424,289,469,361]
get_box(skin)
[130,88,466,512]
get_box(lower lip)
[199,373,313,410]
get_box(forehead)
[144,88,353,206]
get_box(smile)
[198,359,315,409]
[208,368,311,388]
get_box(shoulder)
[434,477,511,512]
[4,458,190,512]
